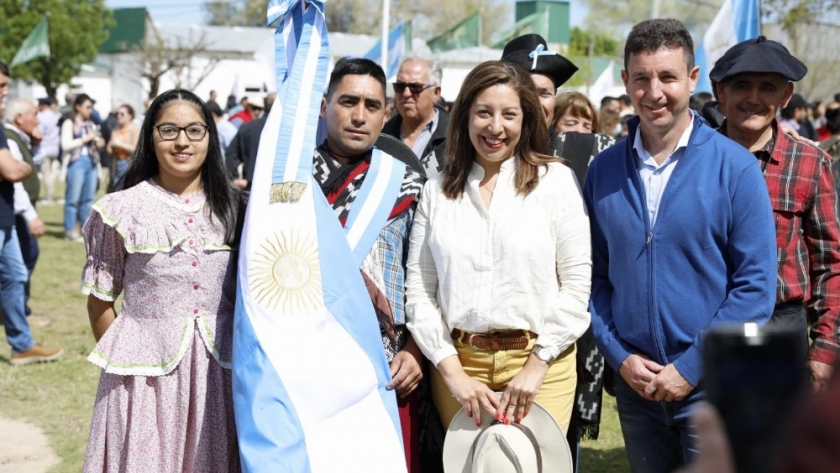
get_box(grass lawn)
[0,191,631,472]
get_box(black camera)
[704,323,807,473]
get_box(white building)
[11,7,624,118]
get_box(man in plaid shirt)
[711,37,840,392]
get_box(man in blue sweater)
[583,19,777,473]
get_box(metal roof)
[155,24,275,56]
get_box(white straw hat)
[443,396,572,473]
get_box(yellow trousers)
[431,334,576,434]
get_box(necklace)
[480,174,498,194]
[479,174,499,208]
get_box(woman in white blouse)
[405,61,591,433]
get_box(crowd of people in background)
[3,13,840,473]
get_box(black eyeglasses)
[155,124,209,141]
[393,82,434,95]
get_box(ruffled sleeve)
[82,208,126,301]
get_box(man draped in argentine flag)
[232,1,416,471]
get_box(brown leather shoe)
[10,344,63,366]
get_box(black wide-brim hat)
[501,34,578,88]
[709,35,807,84]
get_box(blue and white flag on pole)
[232,1,406,471]
[363,22,405,80]
[695,0,760,93]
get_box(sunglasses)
[393,82,434,95]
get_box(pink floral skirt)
[83,325,240,472]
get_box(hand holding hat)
[444,393,573,473]
[438,359,500,425]
[496,355,551,424]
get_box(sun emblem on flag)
[250,230,322,313]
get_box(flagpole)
[758,0,763,35]
[381,0,390,70]
[478,9,483,47]
[544,4,549,39]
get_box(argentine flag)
[232,1,407,472]
[363,22,405,81]
[695,0,760,93]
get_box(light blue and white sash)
[232,1,407,472]
[343,149,407,267]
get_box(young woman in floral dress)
[81,89,241,472]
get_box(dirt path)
[0,417,59,473]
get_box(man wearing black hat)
[711,36,840,393]
[500,33,615,186]
[500,33,577,125]
[501,33,614,470]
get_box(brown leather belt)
[451,329,534,351]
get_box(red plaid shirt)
[746,121,840,365]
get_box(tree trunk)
[42,58,57,102]
[149,77,161,101]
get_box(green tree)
[391,0,509,47]
[580,0,723,36]
[205,0,264,27]
[761,0,840,29]
[205,0,510,47]
[135,27,220,101]
[759,0,840,100]
[568,27,619,57]
[563,27,620,87]
[0,0,113,100]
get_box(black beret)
[709,36,807,84]
[500,34,578,88]
[37,97,53,106]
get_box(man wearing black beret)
[501,33,614,470]
[711,36,840,393]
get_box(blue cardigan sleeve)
[583,162,636,371]
[671,159,777,385]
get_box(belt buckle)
[468,333,500,351]
[467,333,484,351]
